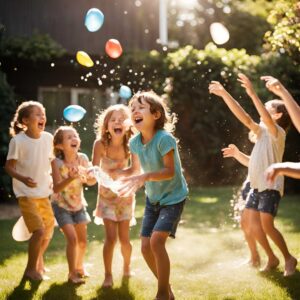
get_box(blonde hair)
[9,101,45,136]
[128,91,177,133]
[94,104,133,158]
[53,126,79,160]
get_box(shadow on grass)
[41,281,82,300]
[259,269,300,300]
[7,277,41,300]
[91,277,135,300]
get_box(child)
[51,126,95,284]
[5,101,55,281]
[119,91,188,300]
[261,75,300,133]
[209,74,297,276]
[222,144,260,267]
[92,104,139,288]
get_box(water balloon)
[210,22,230,45]
[85,8,104,32]
[76,51,94,67]
[105,39,123,59]
[12,216,32,242]
[119,85,132,100]
[63,105,86,122]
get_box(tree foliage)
[263,0,300,62]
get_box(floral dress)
[93,156,136,225]
[51,153,88,212]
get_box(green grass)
[0,186,300,300]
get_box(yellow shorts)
[18,197,55,239]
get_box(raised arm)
[222,144,250,167]
[261,76,300,133]
[238,73,278,137]
[209,81,258,133]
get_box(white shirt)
[7,131,54,198]
[248,122,285,195]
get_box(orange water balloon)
[105,39,123,59]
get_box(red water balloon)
[105,39,123,59]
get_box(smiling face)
[22,106,46,136]
[60,128,81,153]
[107,110,129,139]
[130,98,160,133]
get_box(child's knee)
[141,239,151,255]
[32,228,45,239]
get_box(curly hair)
[9,101,45,137]
[94,104,133,158]
[128,91,177,133]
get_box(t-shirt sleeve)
[6,138,18,160]
[129,137,138,154]
[158,134,176,156]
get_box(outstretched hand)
[261,76,284,97]
[117,174,146,197]
[265,163,281,186]
[208,81,227,97]
[237,73,255,97]
[222,144,239,158]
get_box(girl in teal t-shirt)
[119,91,188,300]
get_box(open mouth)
[38,122,44,129]
[71,143,78,148]
[113,128,123,134]
[134,117,143,124]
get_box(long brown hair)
[129,91,177,133]
[94,104,133,158]
[9,101,45,136]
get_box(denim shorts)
[241,181,251,201]
[52,203,91,227]
[245,189,281,217]
[141,198,186,239]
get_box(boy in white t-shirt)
[5,101,55,281]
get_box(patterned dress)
[51,153,88,211]
[93,156,136,225]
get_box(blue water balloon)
[85,8,104,32]
[119,85,132,100]
[63,105,86,122]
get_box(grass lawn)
[0,186,299,300]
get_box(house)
[0,0,160,126]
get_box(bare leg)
[102,219,117,287]
[118,220,132,276]
[260,212,297,276]
[150,231,170,300]
[37,238,51,276]
[25,228,45,280]
[240,209,260,267]
[141,236,174,300]
[249,209,279,271]
[61,224,84,283]
[74,223,88,277]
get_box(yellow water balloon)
[76,51,94,67]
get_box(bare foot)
[260,257,280,272]
[284,256,298,277]
[102,274,113,288]
[123,270,135,278]
[169,284,175,300]
[24,270,43,281]
[77,268,90,278]
[68,274,85,284]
